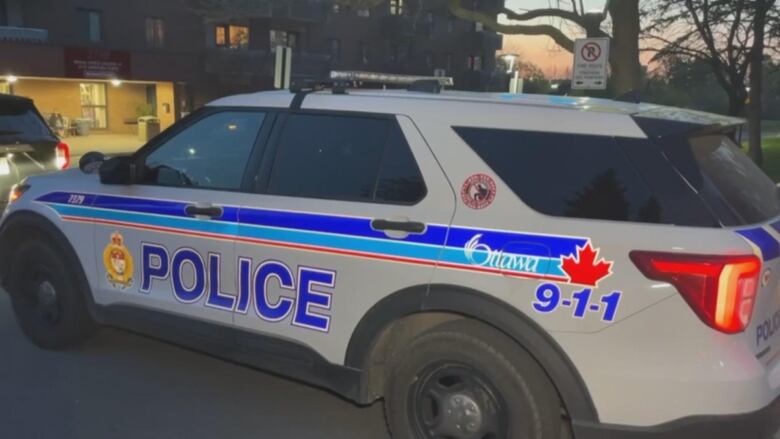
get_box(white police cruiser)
[2,72,780,439]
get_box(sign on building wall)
[572,38,610,90]
[64,48,131,80]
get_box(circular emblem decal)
[460,173,496,210]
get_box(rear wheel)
[384,319,563,439]
[6,238,95,349]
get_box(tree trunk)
[729,91,747,117]
[748,0,771,166]
[608,0,641,95]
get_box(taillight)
[630,251,761,334]
[55,142,70,170]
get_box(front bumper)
[572,393,780,439]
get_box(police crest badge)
[103,231,134,289]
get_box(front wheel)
[6,238,96,349]
[384,319,564,439]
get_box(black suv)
[0,94,69,209]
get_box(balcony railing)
[0,26,48,43]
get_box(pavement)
[0,291,389,439]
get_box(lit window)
[145,17,165,47]
[390,0,404,16]
[215,24,249,49]
[79,83,108,129]
[229,25,249,49]
[357,8,370,18]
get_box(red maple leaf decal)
[561,243,613,287]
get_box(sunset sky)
[501,0,609,78]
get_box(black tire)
[6,237,96,349]
[385,319,563,439]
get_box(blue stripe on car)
[36,192,586,277]
[737,227,780,261]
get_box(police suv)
[2,72,780,439]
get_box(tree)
[645,0,758,117]
[446,0,641,96]
[645,0,777,165]
[747,0,777,165]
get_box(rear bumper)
[572,393,780,439]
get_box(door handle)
[371,219,426,234]
[184,204,223,219]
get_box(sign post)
[274,45,292,90]
[572,38,610,90]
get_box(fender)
[345,283,600,424]
[0,210,101,319]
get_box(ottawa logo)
[103,231,134,290]
[460,173,496,210]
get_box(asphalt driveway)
[0,291,389,439]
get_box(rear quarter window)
[454,127,718,227]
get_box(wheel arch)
[345,283,600,424]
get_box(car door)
[90,109,271,327]
[233,111,455,364]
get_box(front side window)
[145,17,165,47]
[143,111,265,190]
[79,83,107,129]
[267,114,425,204]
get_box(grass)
[762,137,780,182]
[764,120,780,134]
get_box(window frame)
[214,24,249,49]
[79,82,108,129]
[145,16,165,48]
[132,107,277,194]
[80,8,103,43]
[251,108,428,206]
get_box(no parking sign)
[572,38,610,90]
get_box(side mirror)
[99,156,138,185]
[79,151,106,174]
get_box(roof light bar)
[330,70,454,87]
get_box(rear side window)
[454,127,718,227]
[267,114,425,204]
